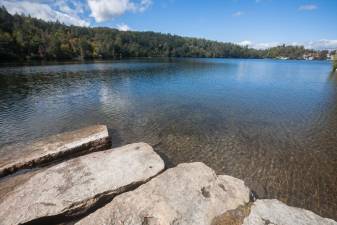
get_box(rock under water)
[0,129,335,225]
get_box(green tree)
[0,7,330,62]
[0,31,16,59]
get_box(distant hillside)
[0,7,329,61]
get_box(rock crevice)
[0,125,111,178]
[75,162,251,225]
[0,143,165,225]
[0,127,335,225]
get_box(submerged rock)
[0,125,111,177]
[76,162,250,225]
[0,143,164,225]
[242,199,337,225]
[1,137,335,225]
[211,203,252,225]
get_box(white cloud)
[233,11,244,17]
[253,42,280,49]
[55,1,86,15]
[237,40,337,50]
[305,39,337,50]
[237,40,279,49]
[138,0,152,12]
[117,23,131,31]
[0,0,89,26]
[87,0,152,22]
[237,40,252,46]
[298,4,317,11]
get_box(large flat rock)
[76,162,250,225]
[0,143,165,225]
[0,125,111,177]
[242,199,337,225]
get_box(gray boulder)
[0,143,164,225]
[242,199,337,225]
[76,162,250,225]
[0,125,111,177]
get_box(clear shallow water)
[0,58,336,219]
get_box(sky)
[1,0,336,50]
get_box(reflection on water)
[0,58,336,219]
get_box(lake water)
[0,58,336,219]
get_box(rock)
[242,199,337,225]
[76,162,250,225]
[211,203,252,225]
[0,125,111,177]
[0,143,164,225]
[0,167,41,202]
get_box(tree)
[79,37,92,59]
[0,7,329,61]
[0,31,16,59]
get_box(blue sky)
[1,0,336,50]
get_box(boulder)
[0,125,111,177]
[242,199,337,225]
[76,162,250,225]
[0,143,164,225]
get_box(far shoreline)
[0,57,331,68]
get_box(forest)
[0,7,330,61]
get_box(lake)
[0,58,336,219]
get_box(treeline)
[0,7,330,61]
[265,45,329,60]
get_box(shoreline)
[0,126,336,225]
